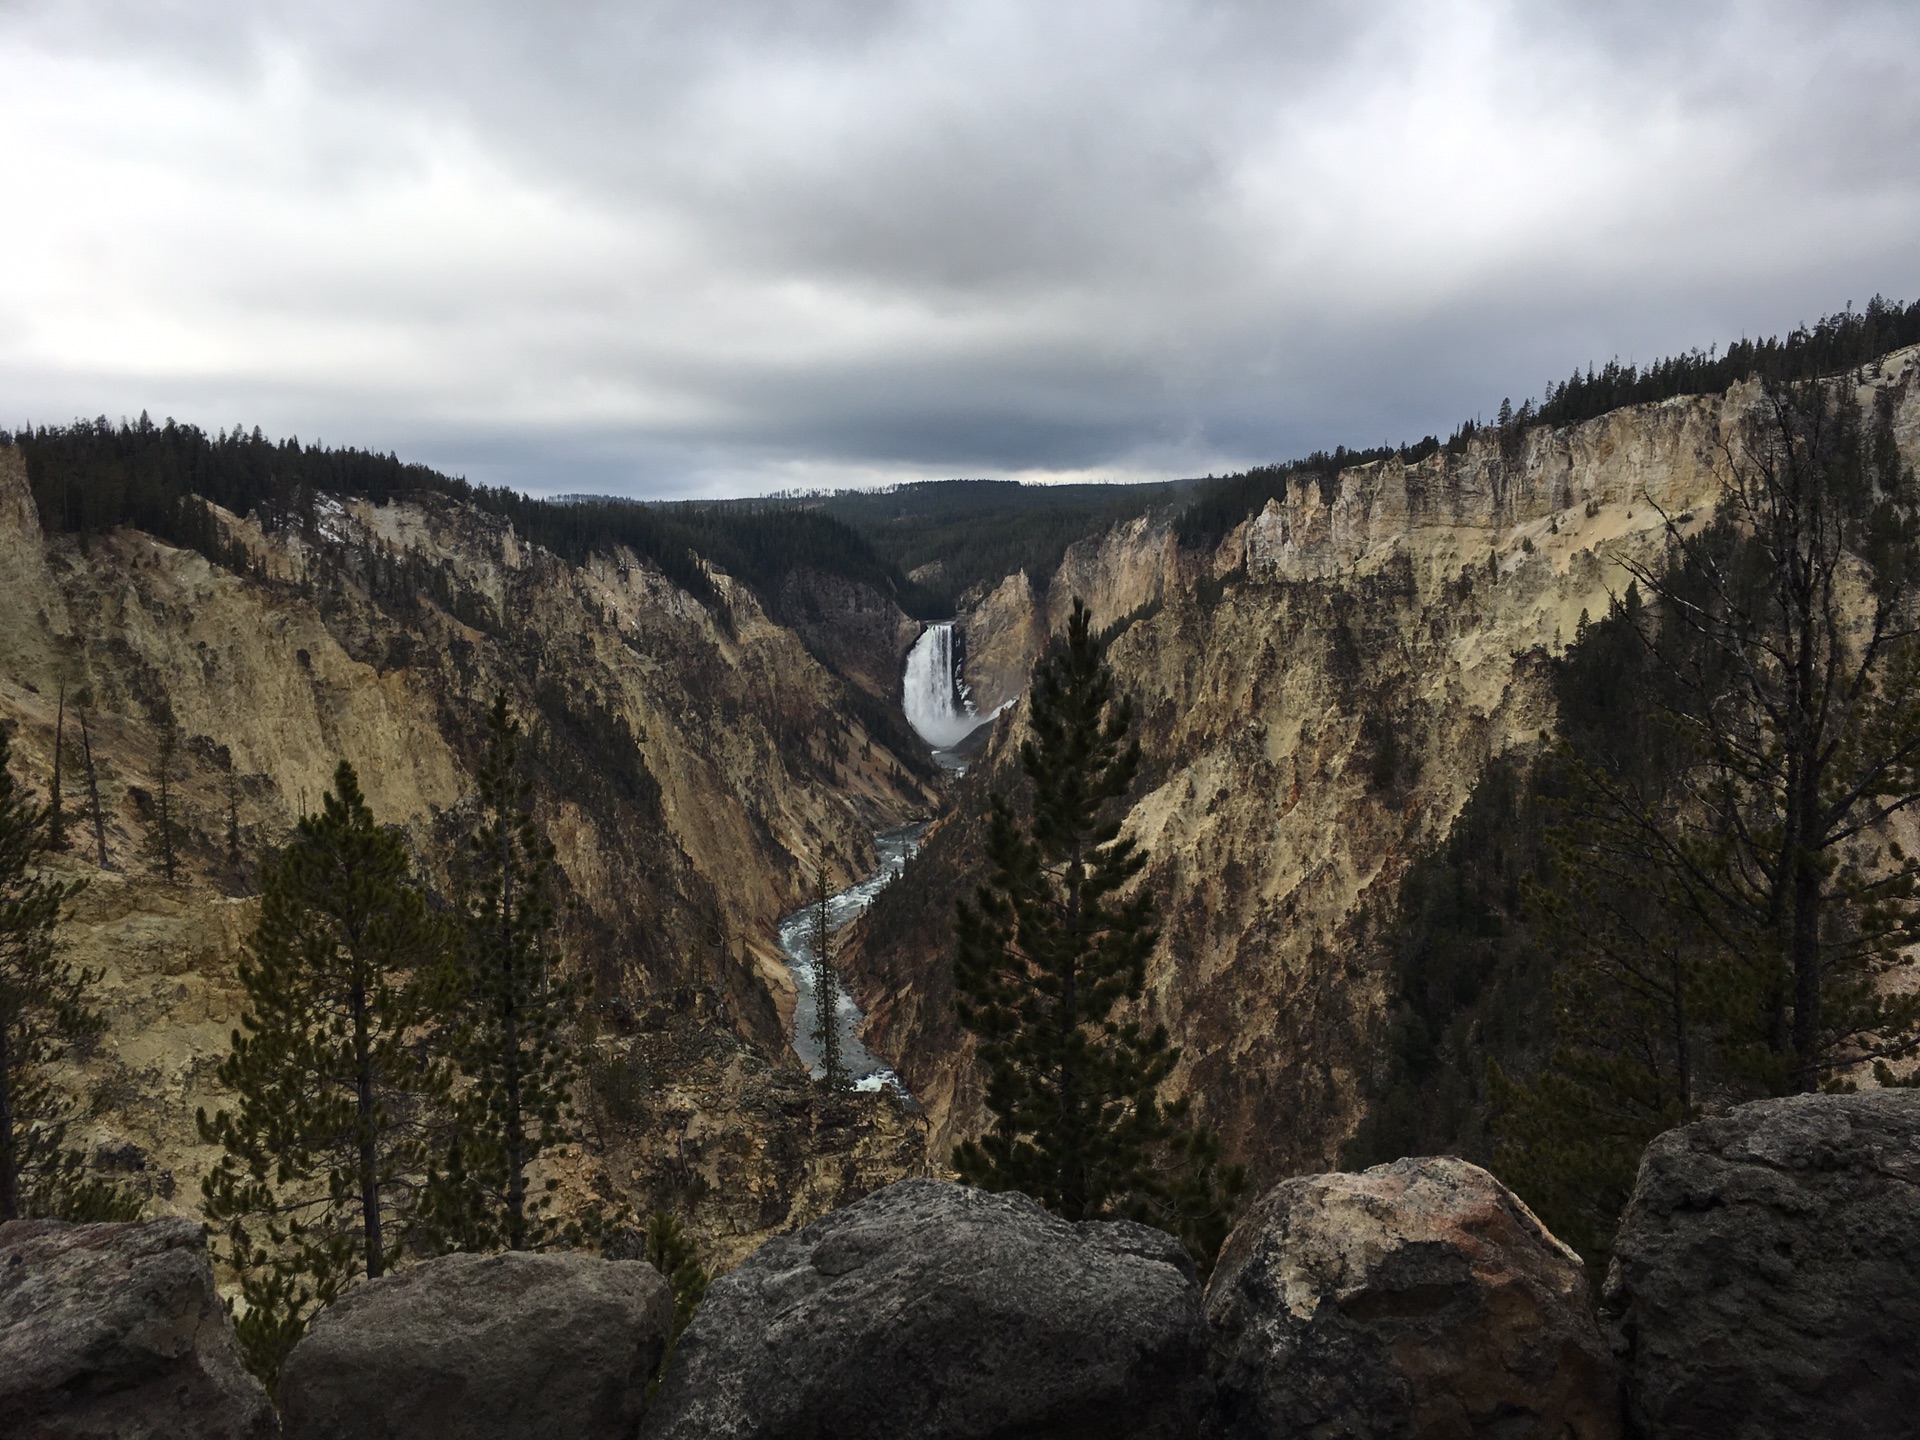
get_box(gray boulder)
[1205,1156,1619,1439]
[278,1249,673,1440]
[640,1178,1210,1440]
[1604,1089,1920,1440]
[0,1215,277,1440]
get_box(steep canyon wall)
[0,449,933,1264]
[847,351,1920,1188]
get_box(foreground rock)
[1206,1156,1619,1439]
[642,1178,1210,1440]
[0,1216,277,1440]
[1605,1089,1920,1439]
[279,1250,672,1440]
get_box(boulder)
[278,1249,673,1440]
[1604,1089,1920,1440]
[0,1215,277,1440]
[640,1178,1210,1440]
[1205,1156,1619,1439]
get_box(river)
[775,822,927,1095]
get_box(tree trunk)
[501,821,526,1248]
[80,712,107,869]
[1058,837,1083,1219]
[1790,837,1824,1093]
[48,688,65,853]
[1669,949,1691,1116]
[352,975,384,1277]
[0,1022,18,1221]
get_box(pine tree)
[198,760,452,1391]
[641,1209,710,1396]
[77,700,107,869]
[1488,379,1920,1263]
[0,723,130,1222]
[149,714,181,883]
[953,599,1242,1263]
[225,768,243,866]
[47,686,66,854]
[424,695,589,1252]
[810,861,848,1091]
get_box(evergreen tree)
[953,599,1242,1263]
[148,714,181,883]
[198,760,451,1391]
[47,686,66,854]
[810,861,848,1091]
[1486,378,1920,1263]
[641,1209,710,1397]
[76,700,107,870]
[423,695,589,1252]
[225,768,243,867]
[0,723,134,1222]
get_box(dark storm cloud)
[2,0,1918,495]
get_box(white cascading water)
[902,622,982,749]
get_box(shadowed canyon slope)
[0,449,934,1264]
[844,350,1920,1190]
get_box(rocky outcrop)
[641,1178,1212,1440]
[1205,1156,1618,1440]
[770,567,922,707]
[1205,1159,1612,1440]
[0,1216,277,1440]
[589,1011,930,1273]
[278,1249,671,1440]
[1604,1089,1920,1440]
[955,569,1045,716]
[955,511,1181,718]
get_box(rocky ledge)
[8,1090,1920,1439]
[1605,1088,1920,1440]
[0,1215,275,1440]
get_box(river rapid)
[775,822,926,1095]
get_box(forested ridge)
[808,479,1194,615]
[4,416,932,623]
[14,296,1915,632]
[1177,295,1920,551]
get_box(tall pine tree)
[198,760,451,1391]
[424,695,590,1251]
[810,861,848,1091]
[954,599,1242,1263]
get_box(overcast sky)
[2,1,1917,498]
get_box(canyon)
[5,344,1919,1271]
[0,449,933,1267]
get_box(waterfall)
[902,622,982,750]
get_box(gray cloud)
[2,0,1917,496]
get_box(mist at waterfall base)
[776,823,926,1096]
[902,622,998,756]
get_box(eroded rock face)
[843,352,1920,1187]
[641,1178,1211,1440]
[278,1249,672,1440]
[0,440,935,1265]
[0,1216,277,1440]
[1205,1156,1619,1440]
[1604,1090,1920,1440]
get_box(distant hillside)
[4,418,932,624]
[811,479,1196,615]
